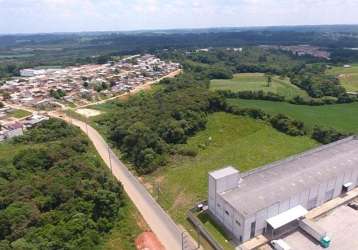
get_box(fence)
[187,202,224,250]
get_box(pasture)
[210,73,309,99]
[327,64,358,92]
[144,113,317,237]
[229,99,358,133]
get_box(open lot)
[327,64,358,92]
[210,73,309,99]
[143,112,317,247]
[282,205,358,250]
[76,108,102,118]
[229,99,358,133]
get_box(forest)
[2,27,358,78]
[0,119,125,250]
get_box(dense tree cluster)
[160,47,305,77]
[0,119,124,249]
[289,64,346,98]
[95,71,226,174]
[49,89,66,99]
[218,90,285,102]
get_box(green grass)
[198,212,234,250]
[144,112,317,247]
[101,199,147,250]
[210,73,309,99]
[327,64,358,92]
[7,109,32,119]
[229,99,358,133]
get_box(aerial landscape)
[1,1,358,250]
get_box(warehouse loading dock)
[282,205,358,250]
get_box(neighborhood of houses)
[0,54,181,143]
[0,54,180,109]
[0,112,49,142]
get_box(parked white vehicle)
[271,239,291,250]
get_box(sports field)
[327,64,358,92]
[229,99,358,133]
[144,113,317,243]
[210,73,309,99]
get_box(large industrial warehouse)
[208,136,358,243]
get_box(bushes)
[225,106,269,120]
[311,126,349,144]
[269,114,306,136]
[218,90,285,102]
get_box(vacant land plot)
[6,109,32,119]
[76,108,102,117]
[144,113,317,243]
[210,73,309,99]
[327,64,358,92]
[230,99,358,133]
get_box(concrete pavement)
[50,112,195,250]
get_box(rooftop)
[220,136,358,217]
[210,166,239,179]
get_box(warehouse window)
[235,220,241,226]
[225,210,230,216]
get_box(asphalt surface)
[51,113,195,250]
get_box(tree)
[265,73,273,87]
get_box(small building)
[208,136,358,243]
[23,115,49,128]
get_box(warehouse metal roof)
[220,136,358,217]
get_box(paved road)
[50,112,194,250]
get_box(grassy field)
[327,64,358,92]
[229,99,358,133]
[101,199,148,250]
[143,112,317,248]
[210,73,309,99]
[6,109,32,119]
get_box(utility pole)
[181,231,185,250]
[85,116,89,135]
[108,145,113,177]
[197,228,201,249]
[156,182,161,201]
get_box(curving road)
[50,112,194,250]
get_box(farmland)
[143,112,317,243]
[210,73,309,99]
[327,64,358,92]
[229,99,358,133]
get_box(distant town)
[0,54,181,143]
[0,54,180,109]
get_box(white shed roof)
[209,166,238,179]
[266,205,308,229]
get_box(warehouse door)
[250,221,256,238]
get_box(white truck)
[299,219,331,248]
[271,239,292,250]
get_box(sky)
[0,0,357,34]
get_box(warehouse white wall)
[209,165,358,244]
